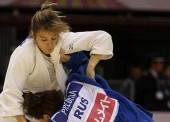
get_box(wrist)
[87,64,95,69]
[88,54,102,69]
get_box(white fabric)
[67,82,119,122]
[0,31,113,119]
[51,81,119,122]
[42,53,60,91]
[62,31,113,59]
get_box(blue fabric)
[50,52,154,122]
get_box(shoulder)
[11,36,35,62]
[60,31,110,37]
[59,32,73,40]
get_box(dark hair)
[22,90,64,119]
[30,0,70,35]
[148,53,165,67]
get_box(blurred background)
[0,0,170,121]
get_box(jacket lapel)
[35,44,51,90]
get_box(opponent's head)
[22,90,64,122]
[30,0,70,55]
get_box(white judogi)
[0,31,113,121]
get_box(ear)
[43,114,50,121]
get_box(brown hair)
[30,0,70,36]
[22,90,64,119]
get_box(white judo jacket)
[0,31,113,117]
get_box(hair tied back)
[41,1,57,11]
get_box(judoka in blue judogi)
[49,52,154,122]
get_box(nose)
[47,40,53,46]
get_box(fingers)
[60,54,70,63]
[60,49,71,63]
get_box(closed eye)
[41,39,47,41]
[52,36,57,40]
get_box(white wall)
[118,0,170,11]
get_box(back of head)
[22,90,64,119]
[30,0,70,36]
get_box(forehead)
[37,27,57,37]
[152,57,165,63]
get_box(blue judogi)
[49,52,154,122]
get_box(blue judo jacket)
[49,52,154,122]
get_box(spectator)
[137,53,167,111]
[163,65,170,111]
[120,64,143,101]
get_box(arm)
[61,31,113,79]
[61,30,113,60]
[0,43,33,118]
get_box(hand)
[86,66,95,80]
[60,48,70,63]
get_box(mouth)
[47,47,53,50]
[47,48,53,52]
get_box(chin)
[46,50,53,54]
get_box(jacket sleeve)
[0,44,34,117]
[61,30,113,60]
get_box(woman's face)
[35,28,58,55]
